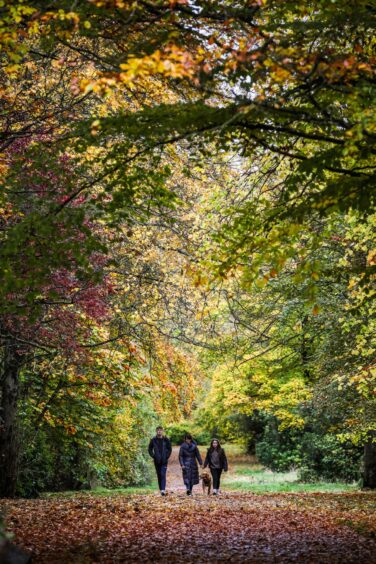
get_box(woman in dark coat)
[179,433,203,495]
[203,438,228,495]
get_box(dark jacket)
[179,441,203,487]
[204,447,228,471]
[148,436,172,465]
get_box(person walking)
[148,426,172,496]
[203,438,228,495]
[179,433,203,495]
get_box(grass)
[223,462,358,493]
[221,443,257,463]
[42,484,157,499]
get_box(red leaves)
[2,492,375,562]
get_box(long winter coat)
[148,436,172,465]
[179,441,203,487]
[203,447,228,471]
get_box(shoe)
[186,490,192,496]
[161,491,166,496]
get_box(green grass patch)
[224,480,357,493]
[223,463,358,493]
[42,484,156,499]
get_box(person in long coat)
[203,438,228,495]
[179,433,203,495]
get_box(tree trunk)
[363,430,376,489]
[0,340,22,498]
[301,315,311,381]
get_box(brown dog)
[200,470,212,495]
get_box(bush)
[297,465,320,483]
[16,399,157,496]
[17,427,78,496]
[299,433,362,483]
[165,421,211,446]
[254,416,362,482]
[255,419,302,472]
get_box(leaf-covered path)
[2,490,376,563]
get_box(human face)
[156,428,163,438]
[212,440,219,449]
[185,438,192,444]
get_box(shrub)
[16,399,157,496]
[165,421,211,446]
[299,433,362,483]
[255,418,302,472]
[254,415,362,481]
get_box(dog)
[200,470,212,495]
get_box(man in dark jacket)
[148,426,172,496]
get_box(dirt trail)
[3,490,376,563]
[1,448,376,563]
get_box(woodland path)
[1,447,376,563]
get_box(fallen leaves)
[1,491,375,563]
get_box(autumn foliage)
[0,0,375,538]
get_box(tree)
[1,0,375,494]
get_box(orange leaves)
[316,55,374,84]
[169,0,188,7]
[66,425,77,435]
[312,304,320,316]
[367,249,376,266]
[88,0,133,7]
[2,492,376,562]
[81,45,198,94]
[119,46,196,82]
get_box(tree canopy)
[0,0,375,497]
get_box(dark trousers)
[154,462,167,490]
[210,468,222,490]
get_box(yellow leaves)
[4,64,21,77]
[193,272,208,288]
[119,46,196,86]
[275,410,306,431]
[27,18,40,36]
[90,119,101,136]
[195,307,210,320]
[270,64,292,84]
[80,76,117,96]
[88,0,130,7]
[367,249,376,266]
[255,275,268,289]
[80,45,199,94]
